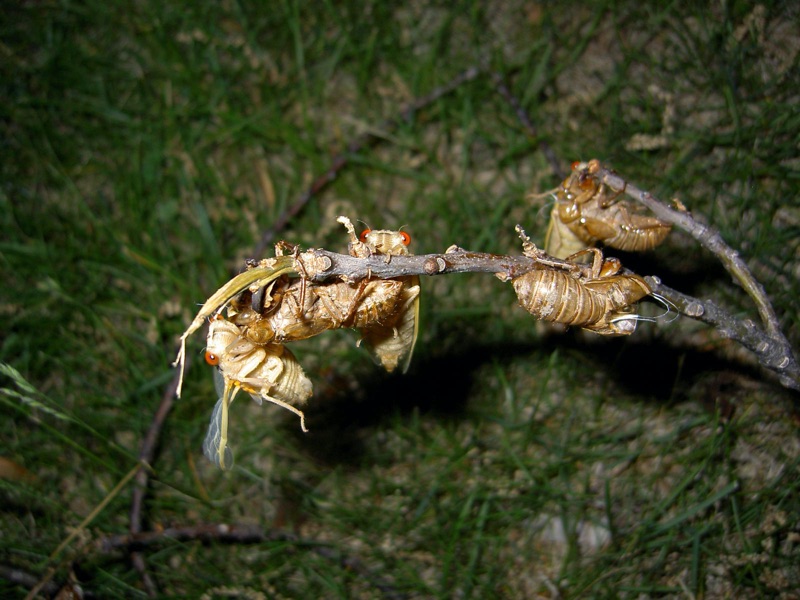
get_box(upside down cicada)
[543,159,672,258]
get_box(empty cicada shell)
[339,216,421,373]
[544,159,671,257]
[513,245,651,336]
[202,316,313,469]
[228,276,408,347]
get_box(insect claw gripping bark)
[543,159,672,258]
[513,228,652,336]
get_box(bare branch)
[645,277,800,391]
[292,246,799,391]
[100,524,407,600]
[596,167,799,391]
[598,167,784,338]
[298,246,580,283]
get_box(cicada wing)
[213,367,225,398]
[203,397,234,470]
[203,371,241,470]
[399,277,420,374]
[360,277,420,373]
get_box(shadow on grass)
[289,323,774,468]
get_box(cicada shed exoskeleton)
[545,159,672,257]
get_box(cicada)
[202,316,313,469]
[513,241,651,336]
[339,216,421,373]
[544,159,671,258]
[226,275,408,347]
[173,256,298,398]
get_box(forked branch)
[295,244,800,391]
[595,167,799,391]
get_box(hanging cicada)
[542,159,672,258]
[202,316,314,469]
[513,227,652,336]
[338,216,421,373]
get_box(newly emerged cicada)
[543,159,671,258]
[513,230,651,336]
[339,216,421,373]
[173,256,298,398]
[202,316,313,469]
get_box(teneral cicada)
[339,216,421,373]
[202,316,313,469]
[544,159,671,258]
[513,240,651,336]
[173,256,298,398]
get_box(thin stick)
[252,63,487,257]
[491,72,564,179]
[295,246,799,391]
[128,367,183,597]
[101,524,407,600]
[25,464,141,599]
[597,167,799,390]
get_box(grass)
[2,0,799,597]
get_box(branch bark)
[294,245,800,391]
[596,168,799,391]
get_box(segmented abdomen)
[513,269,606,327]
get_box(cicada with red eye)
[202,316,314,469]
[339,216,420,373]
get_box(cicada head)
[360,228,412,256]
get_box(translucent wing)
[202,396,234,470]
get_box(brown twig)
[0,564,61,597]
[597,167,799,391]
[491,72,564,179]
[294,244,799,391]
[128,362,184,597]
[101,524,407,600]
[252,63,487,258]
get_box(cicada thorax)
[205,317,313,408]
[552,159,671,254]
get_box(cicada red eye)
[205,351,220,366]
[359,229,372,242]
[399,231,411,245]
[571,160,581,171]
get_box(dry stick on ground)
[101,525,407,600]
[126,66,488,597]
[252,63,487,258]
[295,243,799,391]
[491,72,564,180]
[597,167,800,392]
[127,365,183,597]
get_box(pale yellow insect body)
[203,317,312,469]
[339,217,421,373]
